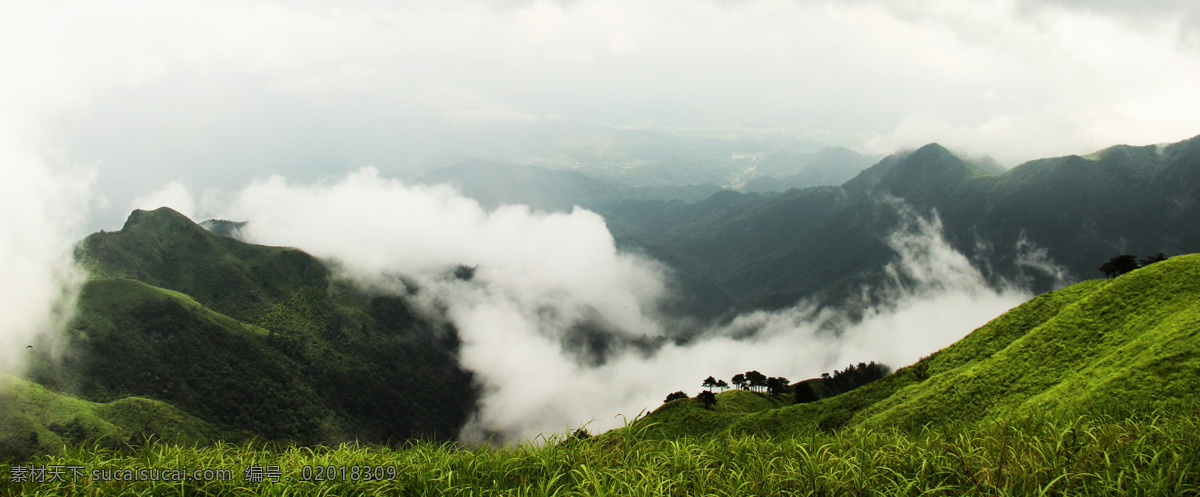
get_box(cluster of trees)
[728,372,791,396]
[663,362,892,409]
[702,376,729,392]
[1099,253,1168,278]
[663,371,793,409]
[794,362,891,404]
[663,390,717,408]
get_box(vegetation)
[1100,252,1170,277]
[634,254,1200,442]
[7,160,1200,493]
[6,405,1198,495]
[663,391,688,403]
[600,135,1200,314]
[0,376,218,462]
[25,207,478,449]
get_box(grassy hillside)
[10,401,1199,495]
[8,256,1200,493]
[75,207,332,325]
[25,207,478,449]
[0,375,218,462]
[633,254,1200,440]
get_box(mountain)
[26,207,478,447]
[416,159,730,212]
[741,147,878,192]
[634,253,1200,439]
[416,160,722,212]
[599,135,1200,313]
[416,161,738,322]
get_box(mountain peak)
[910,142,953,159]
[894,143,996,180]
[121,207,197,232]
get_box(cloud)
[419,87,548,125]
[216,169,1031,443]
[0,142,94,377]
[607,31,636,55]
[6,0,1189,234]
[131,180,198,221]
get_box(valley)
[4,135,1200,495]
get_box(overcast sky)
[3,0,1198,230]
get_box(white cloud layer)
[214,170,1030,443]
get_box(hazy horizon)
[4,0,1199,231]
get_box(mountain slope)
[31,207,479,446]
[601,135,1200,313]
[0,375,218,461]
[742,147,878,193]
[634,254,1200,439]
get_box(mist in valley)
[2,0,1198,444]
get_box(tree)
[793,381,818,403]
[767,377,790,396]
[1100,254,1138,278]
[664,391,688,403]
[702,376,718,392]
[745,371,768,392]
[1139,252,1169,267]
[1098,261,1117,278]
[731,374,747,390]
[715,379,729,392]
[825,362,892,396]
[696,390,717,409]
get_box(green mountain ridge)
[632,253,1200,439]
[9,207,479,460]
[599,134,1200,314]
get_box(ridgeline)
[5,207,478,460]
[632,253,1200,439]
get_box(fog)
[1,0,1192,440]
[0,134,93,377]
[180,171,1031,442]
[2,0,1196,230]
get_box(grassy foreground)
[4,406,1199,496]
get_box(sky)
[3,0,1198,229]
[1,0,1196,440]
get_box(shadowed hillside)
[24,207,478,448]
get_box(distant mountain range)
[603,135,1200,316]
[415,134,1200,320]
[4,133,1199,459]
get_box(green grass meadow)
[5,406,1199,496]
[5,220,1200,494]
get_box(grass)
[634,254,1200,441]
[4,406,1198,496]
[7,211,1200,493]
[0,376,217,463]
[37,206,479,446]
